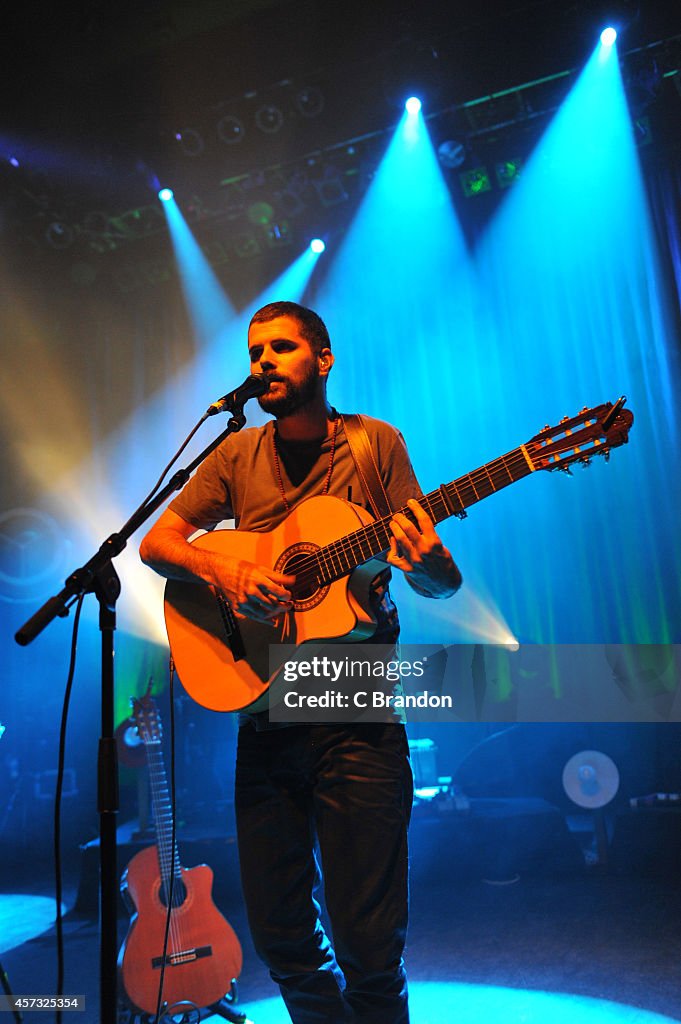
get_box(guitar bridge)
[216,593,246,661]
[151,945,213,969]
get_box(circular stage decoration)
[562,750,620,809]
[0,507,70,603]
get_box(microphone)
[206,373,270,416]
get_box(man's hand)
[139,508,295,624]
[206,555,295,624]
[387,498,462,598]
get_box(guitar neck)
[315,443,534,585]
[145,743,182,893]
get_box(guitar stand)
[205,989,253,1023]
[117,1004,252,1024]
[117,982,253,1024]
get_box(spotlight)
[277,189,306,217]
[405,96,422,115]
[437,140,466,169]
[312,176,348,207]
[495,157,523,189]
[310,238,325,254]
[247,201,274,226]
[158,188,174,202]
[255,104,284,134]
[9,156,20,168]
[82,210,110,234]
[45,221,74,249]
[217,114,245,145]
[233,232,261,258]
[265,222,292,249]
[175,128,204,157]
[600,26,617,46]
[295,86,325,118]
[204,239,231,267]
[460,167,491,198]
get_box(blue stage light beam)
[470,44,681,642]
[312,106,516,645]
[159,191,235,348]
[188,976,681,1023]
[600,26,617,47]
[315,104,472,436]
[35,243,324,646]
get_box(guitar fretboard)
[307,443,535,588]
[146,742,184,904]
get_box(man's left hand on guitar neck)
[387,498,462,599]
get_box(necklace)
[272,414,340,512]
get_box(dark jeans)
[235,722,413,1023]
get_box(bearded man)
[140,301,461,1023]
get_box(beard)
[258,365,320,419]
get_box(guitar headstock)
[131,688,162,747]
[527,397,633,473]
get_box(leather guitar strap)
[341,413,393,519]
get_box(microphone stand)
[14,407,249,1024]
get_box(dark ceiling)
[5,0,678,131]
[2,0,679,285]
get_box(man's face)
[247,315,331,418]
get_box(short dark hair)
[249,301,331,355]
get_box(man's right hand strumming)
[139,508,294,623]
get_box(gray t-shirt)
[170,414,421,533]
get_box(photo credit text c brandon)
[268,645,453,722]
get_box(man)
[139,301,461,1023]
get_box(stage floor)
[1,855,679,1024]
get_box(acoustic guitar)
[164,399,633,713]
[118,690,243,1015]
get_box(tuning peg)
[580,456,592,468]
[560,415,570,423]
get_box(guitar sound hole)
[159,878,187,908]
[286,552,318,601]
[275,543,329,611]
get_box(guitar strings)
[146,740,186,960]
[314,435,589,579]
[286,446,537,593]
[288,457,522,589]
[145,740,188,1023]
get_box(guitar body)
[119,845,242,1014]
[165,495,384,712]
